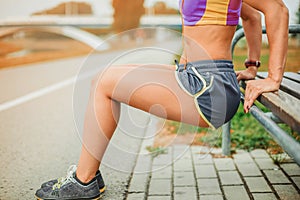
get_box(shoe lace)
[52,165,77,190]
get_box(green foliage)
[270,153,289,164]
[200,131,222,147]
[146,146,168,158]
[297,6,300,24]
[199,104,273,151]
[166,120,202,135]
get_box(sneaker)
[40,166,106,194]
[35,165,102,200]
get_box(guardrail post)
[222,121,231,156]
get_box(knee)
[90,69,114,98]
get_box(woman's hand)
[236,66,258,82]
[244,77,280,113]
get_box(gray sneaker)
[35,165,101,200]
[40,166,106,194]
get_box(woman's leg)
[76,64,208,182]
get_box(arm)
[241,0,289,113]
[236,3,262,82]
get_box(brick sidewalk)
[126,145,300,200]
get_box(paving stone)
[214,158,236,171]
[291,176,300,190]
[244,177,272,192]
[151,166,172,179]
[263,169,290,184]
[273,185,300,200]
[174,159,193,171]
[233,150,254,163]
[194,165,217,178]
[191,146,210,153]
[210,148,223,155]
[251,149,270,158]
[197,178,222,195]
[235,162,262,177]
[173,145,190,152]
[174,171,195,186]
[174,186,197,200]
[148,179,171,196]
[223,185,250,200]
[219,171,243,185]
[280,163,300,176]
[147,196,171,200]
[255,158,279,170]
[173,145,191,159]
[153,154,173,166]
[133,154,152,173]
[252,193,277,200]
[193,153,213,165]
[126,193,145,200]
[128,173,150,192]
[199,194,224,200]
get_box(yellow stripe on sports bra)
[196,0,231,25]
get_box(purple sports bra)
[179,0,242,26]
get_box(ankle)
[75,171,95,184]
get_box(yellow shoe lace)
[52,165,77,190]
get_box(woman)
[35,0,288,199]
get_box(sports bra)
[179,0,242,26]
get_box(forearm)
[265,5,289,84]
[241,3,262,62]
[244,0,289,85]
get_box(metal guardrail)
[222,24,300,165]
[0,26,109,50]
[231,24,300,55]
[0,16,182,50]
[0,16,182,30]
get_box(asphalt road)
[0,37,180,199]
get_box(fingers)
[243,78,280,113]
[236,70,248,82]
[237,74,242,82]
[244,80,261,113]
[244,83,252,113]
[236,71,243,82]
[236,69,257,82]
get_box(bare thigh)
[95,63,209,127]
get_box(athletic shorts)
[174,60,240,129]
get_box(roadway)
[0,36,180,199]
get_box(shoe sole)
[35,195,102,200]
[35,187,105,200]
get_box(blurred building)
[32,2,93,15]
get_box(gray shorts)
[175,60,240,129]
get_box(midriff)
[180,25,236,63]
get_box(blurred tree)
[153,1,178,15]
[297,3,300,24]
[112,0,145,33]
